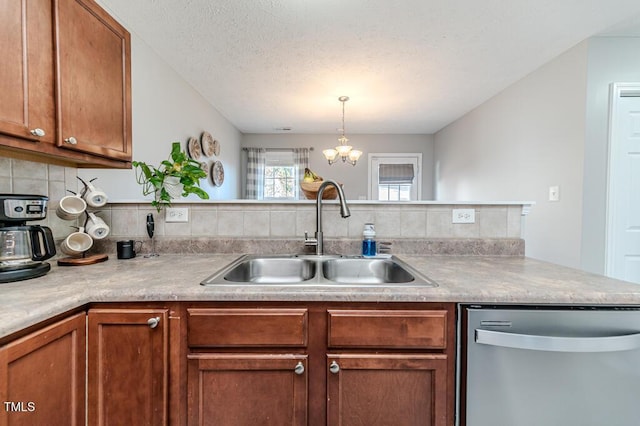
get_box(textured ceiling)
[98,0,640,134]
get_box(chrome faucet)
[304,179,350,255]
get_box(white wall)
[581,37,640,274]
[241,133,434,200]
[434,42,589,268]
[79,34,242,201]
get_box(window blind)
[378,163,415,184]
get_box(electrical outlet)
[165,207,189,223]
[452,208,475,224]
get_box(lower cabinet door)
[0,313,86,426]
[327,354,449,426]
[187,354,308,426]
[87,308,169,425]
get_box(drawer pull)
[30,128,45,137]
[294,362,305,375]
[64,136,78,145]
[329,361,340,374]
[147,317,160,329]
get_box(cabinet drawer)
[188,308,308,348]
[328,310,447,349]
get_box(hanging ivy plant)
[132,142,209,212]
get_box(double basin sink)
[201,254,438,287]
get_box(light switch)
[549,186,560,202]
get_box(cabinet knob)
[147,317,160,329]
[64,136,78,145]
[329,360,340,374]
[30,128,45,137]
[294,362,305,375]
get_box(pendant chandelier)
[323,96,362,166]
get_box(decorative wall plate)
[200,162,208,176]
[201,131,215,157]
[187,137,201,160]
[212,139,220,156]
[211,161,224,187]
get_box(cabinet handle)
[294,362,305,375]
[329,360,340,374]
[64,136,78,145]
[30,128,45,137]
[147,317,160,329]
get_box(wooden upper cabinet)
[0,0,132,167]
[55,0,132,162]
[0,0,57,144]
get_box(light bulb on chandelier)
[323,96,362,166]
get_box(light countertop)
[1,254,639,339]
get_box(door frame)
[368,153,422,201]
[605,82,640,278]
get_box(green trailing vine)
[132,142,209,212]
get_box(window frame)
[368,153,422,201]
[262,150,299,200]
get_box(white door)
[606,83,640,284]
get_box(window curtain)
[245,148,266,199]
[293,148,309,199]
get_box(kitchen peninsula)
[2,253,639,340]
[2,246,640,425]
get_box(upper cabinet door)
[0,0,56,144]
[55,0,132,161]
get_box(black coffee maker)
[0,194,56,283]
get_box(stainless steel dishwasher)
[459,305,640,426]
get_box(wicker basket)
[300,181,339,200]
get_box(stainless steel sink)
[322,257,417,284]
[201,254,437,287]
[203,255,316,284]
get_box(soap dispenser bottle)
[362,223,377,257]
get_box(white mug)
[85,212,110,240]
[82,182,108,208]
[56,195,87,220]
[60,227,93,257]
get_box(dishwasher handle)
[475,328,640,353]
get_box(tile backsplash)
[89,201,526,255]
[96,202,524,240]
[1,156,527,256]
[0,157,78,239]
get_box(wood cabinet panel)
[328,309,448,349]
[326,353,449,426]
[0,313,85,425]
[0,0,56,144]
[187,354,308,426]
[0,0,132,167]
[187,308,308,348]
[88,308,169,425]
[55,0,131,161]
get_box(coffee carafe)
[0,194,56,283]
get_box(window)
[369,154,421,201]
[244,147,309,200]
[263,151,298,199]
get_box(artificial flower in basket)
[133,142,209,212]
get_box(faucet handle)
[304,231,317,246]
[378,241,393,253]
